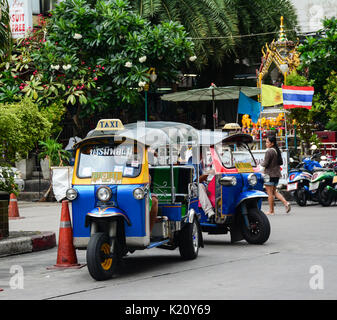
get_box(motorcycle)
[310,160,337,206]
[287,155,322,206]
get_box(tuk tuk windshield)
[77,142,143,178]
[215,143,256,168]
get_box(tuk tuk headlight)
[66,188,78,201]
[97,186,112,202]
[263,174,270,183]
[248,173,258,186]
[219,176,237,186]
[133,187,145,200]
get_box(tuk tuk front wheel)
[178,219,200,260]
[240,208,270,245]
[87,232,118,281]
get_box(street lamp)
[144,67,157,121]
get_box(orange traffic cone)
[48,200,83,269]
[8,193,24,220]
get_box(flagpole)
[284,110,288,150]
[236,87,241,124]
[258,76,263,150]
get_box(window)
[77,142,143,179]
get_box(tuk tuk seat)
[149,165,194,203]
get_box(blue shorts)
[264,177,279,186]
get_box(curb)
[0,231,56,257]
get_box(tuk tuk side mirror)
[219,176,237,186]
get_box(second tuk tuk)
[196,131,271,244]
[66,119,204,281]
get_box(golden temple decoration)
[256,16,300,88]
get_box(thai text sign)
[8,0,32,39]
[91,172,123,185]
[235,162,254,173]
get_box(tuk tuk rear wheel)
[241,208,270,245]
[178,218,199,260]
[87,232,118,281]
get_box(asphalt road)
[1,200,337,300]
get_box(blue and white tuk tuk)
[66,120,203,280]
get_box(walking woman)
[262,135,291,215]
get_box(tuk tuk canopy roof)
[79,121,199,149]
[198,130,228,146]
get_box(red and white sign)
[8,0,32,39]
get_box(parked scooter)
[308,157,337,206]
[310,165,337,206]
[287,155,322,206]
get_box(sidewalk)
[0,201,61,257]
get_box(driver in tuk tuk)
[187,147,216,221]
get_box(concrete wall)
[292,0,337,33]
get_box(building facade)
[291,0,337,34]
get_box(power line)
[189,28,320,40]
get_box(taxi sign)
[96,119,124,131]
[235,162,254,173]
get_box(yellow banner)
[261,84,283,107]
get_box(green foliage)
[0,98,52,163]
[130,0,298,67]
[234,0,298,62]
[298,18,337,93]
[131,0,239,67]
[38,138,71,167]
[324,71,337,130]
[39,0,194,118]
[0,0,195,129]
[0,0,11,61]
[298,17,337,129]
[39,100,67,136]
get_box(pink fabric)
[207,177,216,208]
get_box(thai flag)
[282,85,315,109]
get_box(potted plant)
[38,138,71,179]
[38,138,71,201]
[0,164,19,239]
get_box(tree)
[0,0,196,134]
[130,0,298,68]
[0,0,11,61]
[0,97,52,164]
[130,0,239,67]
[298,18,337,129]
[233,0,298,64]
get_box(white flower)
[189,55,197,62]
[138,81,146,87]
[51,64,60,70]
[73,33,83,40]
[62,64,72,71]
[125,61,133,68]
[139,56,147,63]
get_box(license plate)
[287,183,298,191]
[333,176,337,184]
[309,182,319,191]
